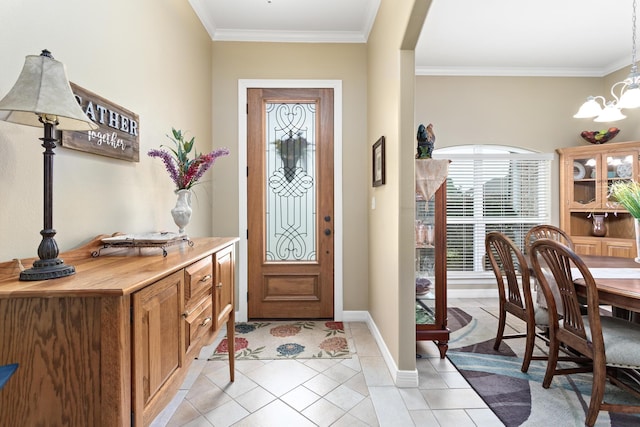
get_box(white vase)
[171,189,192,235]
[635,218,640,263]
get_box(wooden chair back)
[485,231,534,323]
[524,224,574,254]
[529,238,599,360]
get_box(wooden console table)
[0,235,238,426]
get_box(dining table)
[572,254,640,315]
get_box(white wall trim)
[355,311,419,388]
[237,79,343,322]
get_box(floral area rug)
[207,320,352,360]
[436,306,640,427]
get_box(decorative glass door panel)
[570,156,597,208]
[265,102,316,262]
[416,193,436,325]
[605,153,634,209]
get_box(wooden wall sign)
[61,83,140,162]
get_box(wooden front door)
[247,88,334,319]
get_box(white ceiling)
[188,0,639,77]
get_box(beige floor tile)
[432,409,477,427]
[421,388,487,410]
[409,409,440,426]
[281,385,321,412]
[180,416,214,427]
[343,372,370,396]
[439,371,472,389]
[303,372,340,396]
[231,400,316,427]
[331,412,373,427]
[368,386,414,426]
[243,359,317,396]
[206,371,257,399]
[165,400,204,427]
[348,397,380,426]
[304,357,340,373]
[322,362,358,383]
[203,400,249,427]
[301,397,346,427]
[340,353,363,372]
[360,356,395,386]
[233,386,276,413]
[187,383,233,414]
[324,383,366,411]
[398,387,429,410]
[466,408,505,426]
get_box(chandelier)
[574,0,640,122]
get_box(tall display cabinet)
[557,140,640,258]
[415,159,449,358]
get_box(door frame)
[237,79,343,322]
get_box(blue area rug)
[433,307,640,426]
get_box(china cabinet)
[415,159,449,358]
[0,235,238,427]
[558,140,640,257]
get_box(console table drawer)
[185,256,213,302]
[184,295,213,355]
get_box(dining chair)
[485,231,553,373]
[525,224,576,314]
[524,224,574,254]
[529,238,640,427]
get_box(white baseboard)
[344,310,418,387]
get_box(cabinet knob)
[216,282,223,288]
[200,317,212,327]
[200,274,212,283]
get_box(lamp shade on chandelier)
[574,0,640,122]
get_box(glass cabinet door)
[605,152,635,209]
[415,193,436,325]
[569,155,597,209]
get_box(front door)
[247,88,334,319]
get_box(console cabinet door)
[132,270,184,425]
[214,245,235,330]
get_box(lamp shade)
[0,51,97,131]
[618,85,640,109]
[573,97,603,118]
[594,103,626,123]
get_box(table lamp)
[0,50,97,281]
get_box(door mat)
[206,320,352,360]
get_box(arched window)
[433,145,553,278]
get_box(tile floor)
[151,298,505,427]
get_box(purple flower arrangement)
[148,128,229,190]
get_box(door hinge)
[247,292,249,302]
[246,229,249,239]
[246,103,248,114]
[130,306,133,323]
[246,166,249,177]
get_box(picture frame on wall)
[372,136,385,187]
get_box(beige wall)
[209,42,369,311]
[415,74,640,225]
[0,0,215,261]
[367,0,431,372]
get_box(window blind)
[433,145,553,275]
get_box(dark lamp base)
[19,258,75,281]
